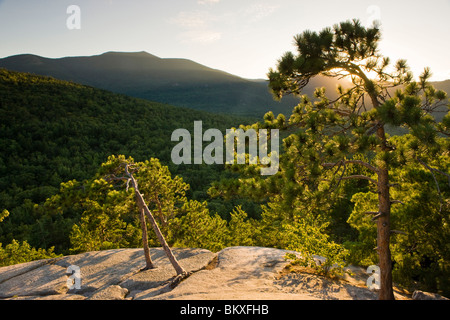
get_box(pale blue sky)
[0,0,449,80]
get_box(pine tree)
[102,155,188,278]
[265,19,449,299]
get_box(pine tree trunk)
[138,206,154,270]
[142,206,186,275]
[126,167,186,276]
[376,126,395,300]
[363,77,395,300]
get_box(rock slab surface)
[1,246,445,300]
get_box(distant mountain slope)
[0,51,339,117]
[1,51,447,118]
[0,51,243,87]
[432,79,450,106]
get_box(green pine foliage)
[348,135,450,294]
[34,155,255,255]
[209,19,450,295]
[266,19,449,296]
[169,200,229,252]
[0,240,60,267]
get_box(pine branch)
[417,158,450,183]
[391,230,407,235]
[326,160,347,194]
[340,175,377,184]
[372,213,384,221]
[417,158,450,213]
[436,129,450,137]
[323,159,379,173]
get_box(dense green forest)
[0,69,259,253]
[1,17,450,299]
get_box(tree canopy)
[211,19,450,299]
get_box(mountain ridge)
[1,51,448,117]
[0,51,301,117]
[0,51,247,85]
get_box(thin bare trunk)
[154,195,169,229]
[142,206,186,275]
[126,167,186,276]
[138,206,154,270]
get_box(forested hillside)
[0,69,255,252]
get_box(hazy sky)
[0,0,449,80]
